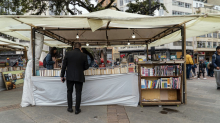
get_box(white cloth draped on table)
[21,33,44,107]
[32,73,139,107]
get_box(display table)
[32,73,139,107]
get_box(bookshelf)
[138,62,183,106]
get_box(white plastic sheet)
[21,33,44,107]
[32,73,139,107]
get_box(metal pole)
[181,25,186,104]
[72,42,74,49]
[146,44,148,61]
[32,28,36,76]
[149,0,151,15]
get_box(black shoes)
[67,108,81,114]
[67,108,73,113]
[75,109,81,114]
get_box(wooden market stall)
[1,9,220,107]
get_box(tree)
[0,0,119,15]
[126,0,168,15]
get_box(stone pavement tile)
[20,107,68,123]
[0,109,35,123]
[108,109,117,113]
[117,115,128,119]
[181,108,204,123]
[35,106,108,123]
[187,96,217,103]
[108,121,118,123]
[118,119,129,123]
[200,116,220,123]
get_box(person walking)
[81,48,94,67]
[46,47,57,70]
[205,59,209,76]
[209,62,214,77]
[212,46,220,89]
[61,42,89,114]
[198,60,207,80]
[186,51,194,80]
[192,63,197,78]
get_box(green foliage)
[126,0,168,15]
[0,0,119,15]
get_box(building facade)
[192,0,220,63]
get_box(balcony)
[193,7,220,14]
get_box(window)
[186,41,192,46]
[197,41,206,48]
[159,9,164,16]
[213,33,217,38]
[198,35,206,38]
[218,33,220,39]
[172,10,185,15]
[185,3,191,8]
[178,2,184,7]
[207,42,212,48]
[120,7,123,11]
[199,4,202,7]
[207,33,212,38]
[120,0,123,6]
[173,41,182,46]
[196,3,198,8]
[213,42,217,48]
[218,42,220,46]
[172,0,177,6]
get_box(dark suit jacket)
[61,48,89,82]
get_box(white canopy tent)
[0,37,27,51]
[0,9,220,47]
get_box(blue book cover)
[164,83,167,88]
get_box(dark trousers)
[192,68,196,76]
[198,71,205,78]
[67,80,83,110]
[210,70,214,77]
[186,64,192,79]
[206,68,209,76]
[208,69,211,76]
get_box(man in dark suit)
[61,42,89,114]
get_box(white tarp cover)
[21,33,44,107]
[32,73,139,107]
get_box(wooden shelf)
[142,100,181,105]
[141,88,180,90]
[141,76,181,78]
[138,62,183,65]
[138,63,183,106]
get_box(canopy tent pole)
[31,27,36,76]
[181,24,186,104]
[146,44,148,61]
[24,46,28,62]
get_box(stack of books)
[39,69,61,77]
[84,67,128,76]
[141,77,181,89]
[141,67,154,76]
[141,65,181,76]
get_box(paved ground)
[0,76,220,123]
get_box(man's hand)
[217,67,220,70]
[61,77,66,83]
